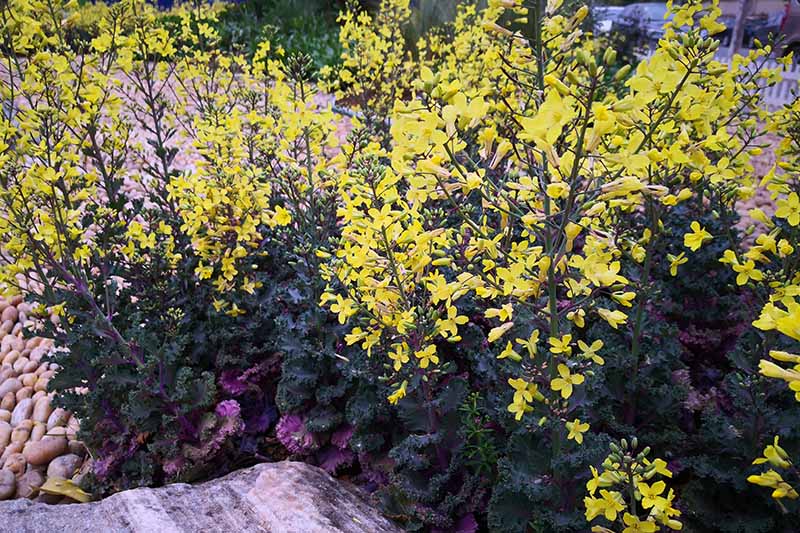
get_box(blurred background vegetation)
[74,1,784,73]
[208,0,468,69]
[192,0,346,69]
[124,0,476,70]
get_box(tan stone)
[0,393,14,412]
[0,307,18,324]
[15,469,44,499]
[3,453,25,476]
[11,357,28,374]
[0,469,15,501]
[33,378,48,393]
[15,387,32,402]
[0,442,23,462]
[23,438,68,466]
[46,454,82,480]
[29,423,46,443]
[1,351,19,367]
[10,420,32,444]
[0,462,402,532]
[46,409,68,431]
[0,379,21,400]
[9,399,32,426]
[0,422,10,450]
[31,397,51,424]
[43,427,66,440]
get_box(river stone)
[0,461,401,533]
[46,454,82,479]
[10,398,33,427]
[0,469,14,500]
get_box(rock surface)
[0,461,401,533]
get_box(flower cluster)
[5,0,800,527]
[733,72,800,508]
[0,0,365,487]
[322,0,776,447]
[748,436,799,504]
[317,0,796,527]
[745,97,800,385]
[323,0,416,143]
[585,439,682,533]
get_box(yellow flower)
[549,334,573,356]
[329,295,357,324]
[566,418,589,444]
[732,260,764,286]
[637,480,666,510]
[577,339,604,365]
[598,308,627,329]
[565,222,582,252]
[747,469,799,499]
[683,221,712,251]
[642,458,673,478]
[388,381,408,405]
[515,330,541,359]
[436,305,468,339]
[507,399,532,420]
[488,321,514,343]
[759,359,800,382]
[272,206,292,226]
[388,343,410,371]
[225,304,246,317]
[508,377,539,404]
[753,436,793,469]
[621,513,658,533]
[584,490,625,521]
[769,350,800,364]
[667,253,687,276]
[551,364,584,399]
[567,308,586,328]
[497,341,522,362]
[414,344,439,369]
[776,192,800,226]
[612,291,636,308]
[485,303,514,321]
[586,465,617,495]
[546,181,570,199]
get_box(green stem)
[627,463,638,518]
[627,201,658,425]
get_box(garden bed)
[2,0,800,532]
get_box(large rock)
[0,461,401,533]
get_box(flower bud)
[482,21,513,37]
[613,65,632,81]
